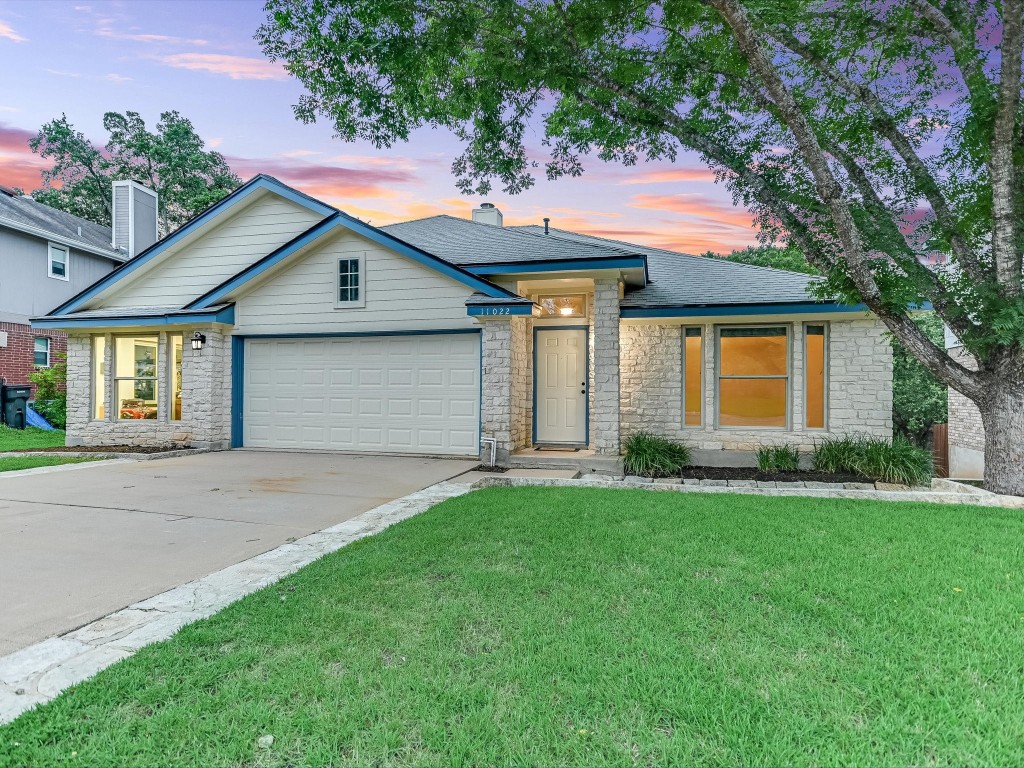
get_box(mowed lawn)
[0,426,65,451]
[0,456,95,472]
[2,487,1023,767]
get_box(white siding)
[233,230,477,334]
[103,194,324,309]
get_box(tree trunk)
[980,365,1024,497]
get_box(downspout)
[480,437,497,468]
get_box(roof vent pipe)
[543,217,550,235]
[472,202,503,226]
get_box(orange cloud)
[0,124,48,191]
[229,157,418,201]
[0,21,25,43]
[627,193,756,229]
[619,167,719,184]
[160,53,286,81]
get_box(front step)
[508,452,623,476]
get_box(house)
[0,181,157,392]
[945,329,984,479]
[32,175,892,465]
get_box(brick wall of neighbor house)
[0,322,67,396]
[619,318,892,451]
[65,325,231,449]
[947,345,985,479]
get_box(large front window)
[717,326,789,428]
[115,335,159,420]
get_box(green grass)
[0,425,66,451]
[2,487,1023,767]
[0,456,96,472]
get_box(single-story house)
[33,175,892,465]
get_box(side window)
[34,337,51,367]
[48,243,69,280]
[336,256,365,308]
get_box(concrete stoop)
[507,452,623,476]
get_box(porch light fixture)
[191,332,206,352]
[559,306,575,316]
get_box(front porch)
[478,277,622,465]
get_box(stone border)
[0,448,211,462]
[473,475,1024,508]
[0,478,474,725]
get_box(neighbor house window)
[717,326,790,428]
[48,243,69,280]
[92,336,106,420]
[33,337,50,367]
[804,324,828,429]
[537,294,587,318]
[170,334,183,421]
[683,327,703,426]
[337,256,365,307]
[114,335,159,420]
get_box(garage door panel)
[244,333,479,456]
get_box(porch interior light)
[559,306,575,316]
[191,332,206,351]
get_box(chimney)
[112,180,159,257]
[472,202,503,227]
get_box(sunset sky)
[0,0,761,254]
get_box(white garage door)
[243,333,480,455]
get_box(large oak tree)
[258,0,1024,494]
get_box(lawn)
[0,456,96,472]
[0,426,66,451]
[2,487,1022,767]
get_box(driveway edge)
[0,478,474,725]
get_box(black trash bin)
[2,385,31,429]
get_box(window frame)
[112,334,160,421]
[535,293,588,319]
[168,333,183,421]
[92,335,107,421]
[803,322,829,430]
[714,323,792,431]
[47,242,69,281]
[335,255,366,308]
[681,326,704,428]
[33,337,51,368]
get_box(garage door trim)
[230,328,481,451]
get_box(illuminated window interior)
[718,327,789,428]
[684,327,702,426]
[805,325,827,429]
[114,335,159,420]
[537,294,587,318]
[170,334,183,421]
[92,336,106,420]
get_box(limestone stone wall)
[480,319,513,463]
[590,279,621,454]
[947,345,985,479]
[620,318,893,451]
[65,325,232,449]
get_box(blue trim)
[50,175,336,316]
[620,302,868,318]
[188,216,515,309]
[532,325,589,447]
[32,305,235,329]
[468,257,647,275]
[231,336,244,448]
[467,303,535,317]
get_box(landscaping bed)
[680,465,872,484]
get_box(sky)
[0,0,761,254]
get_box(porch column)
[592,278,621,455]
[479,318,515,465]
[182,324,232,449]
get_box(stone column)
[591,279,621,454]
[480,318,514,465]
[182,325,232,449]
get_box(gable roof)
[187,211,520,309]
[514,225,823,309]
[0,189,122,260]
[47,174,336,317]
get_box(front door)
[535,327,587,445]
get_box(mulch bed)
[679,465,873,484]
[11,445,188,454]
[470,464,510,473]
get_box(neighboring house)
[0,181,157,393]
[33,175,892,465]
[945,329,984,479]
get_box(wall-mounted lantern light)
[191,332,206,352]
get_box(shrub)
[756,444,802,473]
[29,354,67,429]
[623,432,692,477]
[813,434,932,486]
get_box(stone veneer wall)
[619,318,892,451]
[480,320,513,463]
[65,325,232,449]
[947,345,985,479]
[590,279,621,454]
[509,316,533,452]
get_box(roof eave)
[0,216,124,261]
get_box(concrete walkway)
[0,451,474,657]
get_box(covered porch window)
[114,335,159,420]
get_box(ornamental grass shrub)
[755,444,802,473]
[813,435,933,486]
[623,432,692,478]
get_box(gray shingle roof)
[514,225,821,308]
[0,190,121,259]
[32,305,231,322]
[381,215,642,265]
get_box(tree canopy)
[29,111,241,234]
[259,0,1024,493]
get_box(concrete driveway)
[0,451,474,656]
